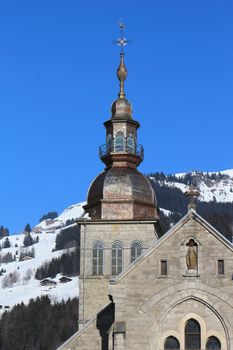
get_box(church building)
[59,27,233,350]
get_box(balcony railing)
[99,137,144,160]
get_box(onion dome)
[111,97,132,119]
[84,168,158,220]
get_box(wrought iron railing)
[99,137,144,160]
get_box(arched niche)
[185,238,198,272]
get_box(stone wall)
[110,213,233,350]
[63,212,233,350]
[78,220,158,325]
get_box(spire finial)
[113,19,129,53]
[184,185,200,211]
[113,20,129,98]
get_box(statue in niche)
[186,239,198,270]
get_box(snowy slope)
[33,202,86,232]
[152,169,233,203]
[0,231,79,310]
[190,169,233,202]
[160,208,172,216]
[0,202,85,314]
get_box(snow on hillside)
[153,169,233,203]
[198,178,233,202]
[160,208,172,216]
[221,169,233,178]
[0,230,78,314]
[33,202,86,232]
[0,202,85,314]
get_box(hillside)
[149,169,233,240]
[0,203,85,314]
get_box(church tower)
[78,23,161,328]
[83,49,158,221]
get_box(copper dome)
[111,98,132,119]
[84,167,158,220]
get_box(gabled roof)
[110,209,233,284]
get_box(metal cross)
[113,19,130,53]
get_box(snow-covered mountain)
[0,202,86,314]
[33,202,86,233]
[151,169,233,203]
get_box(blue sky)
[0,0,232,233]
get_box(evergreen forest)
[0,296,79,350]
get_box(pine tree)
[24,223,31,233]
[23,233,33,247]
[39,211,58,223]
[3,237,10,248]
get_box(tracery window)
[206,336,221,350]
[115,131,125,152]
[112,241,123,275]
[130,241,143,263]
[92,241,104,275]
[164,336,180,350]
[185,319,201,350]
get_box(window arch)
[111,241,123,275]
[92,241,104,275]
[130,241,143,263]
[115,131,125,152]
[164,336,180,350]
[185,319,201,350]
[206,336,221,350]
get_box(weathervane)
[113,19,130,53]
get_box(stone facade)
[78,220,159,326]
[59,210,233,350]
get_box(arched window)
[127,133,135,154]
[130,241,143,263]
[206,336,221,350]
[164,336,180,350]
[115,131,125,152]
[92,241,104,275]
[106,134,112,153]
[112,241,123,275]
[185,319,201,350]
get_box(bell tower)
[79,22,161,328]
[83,23,158,222]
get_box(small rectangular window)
[161,260,167,276]
[218,260,224,275]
